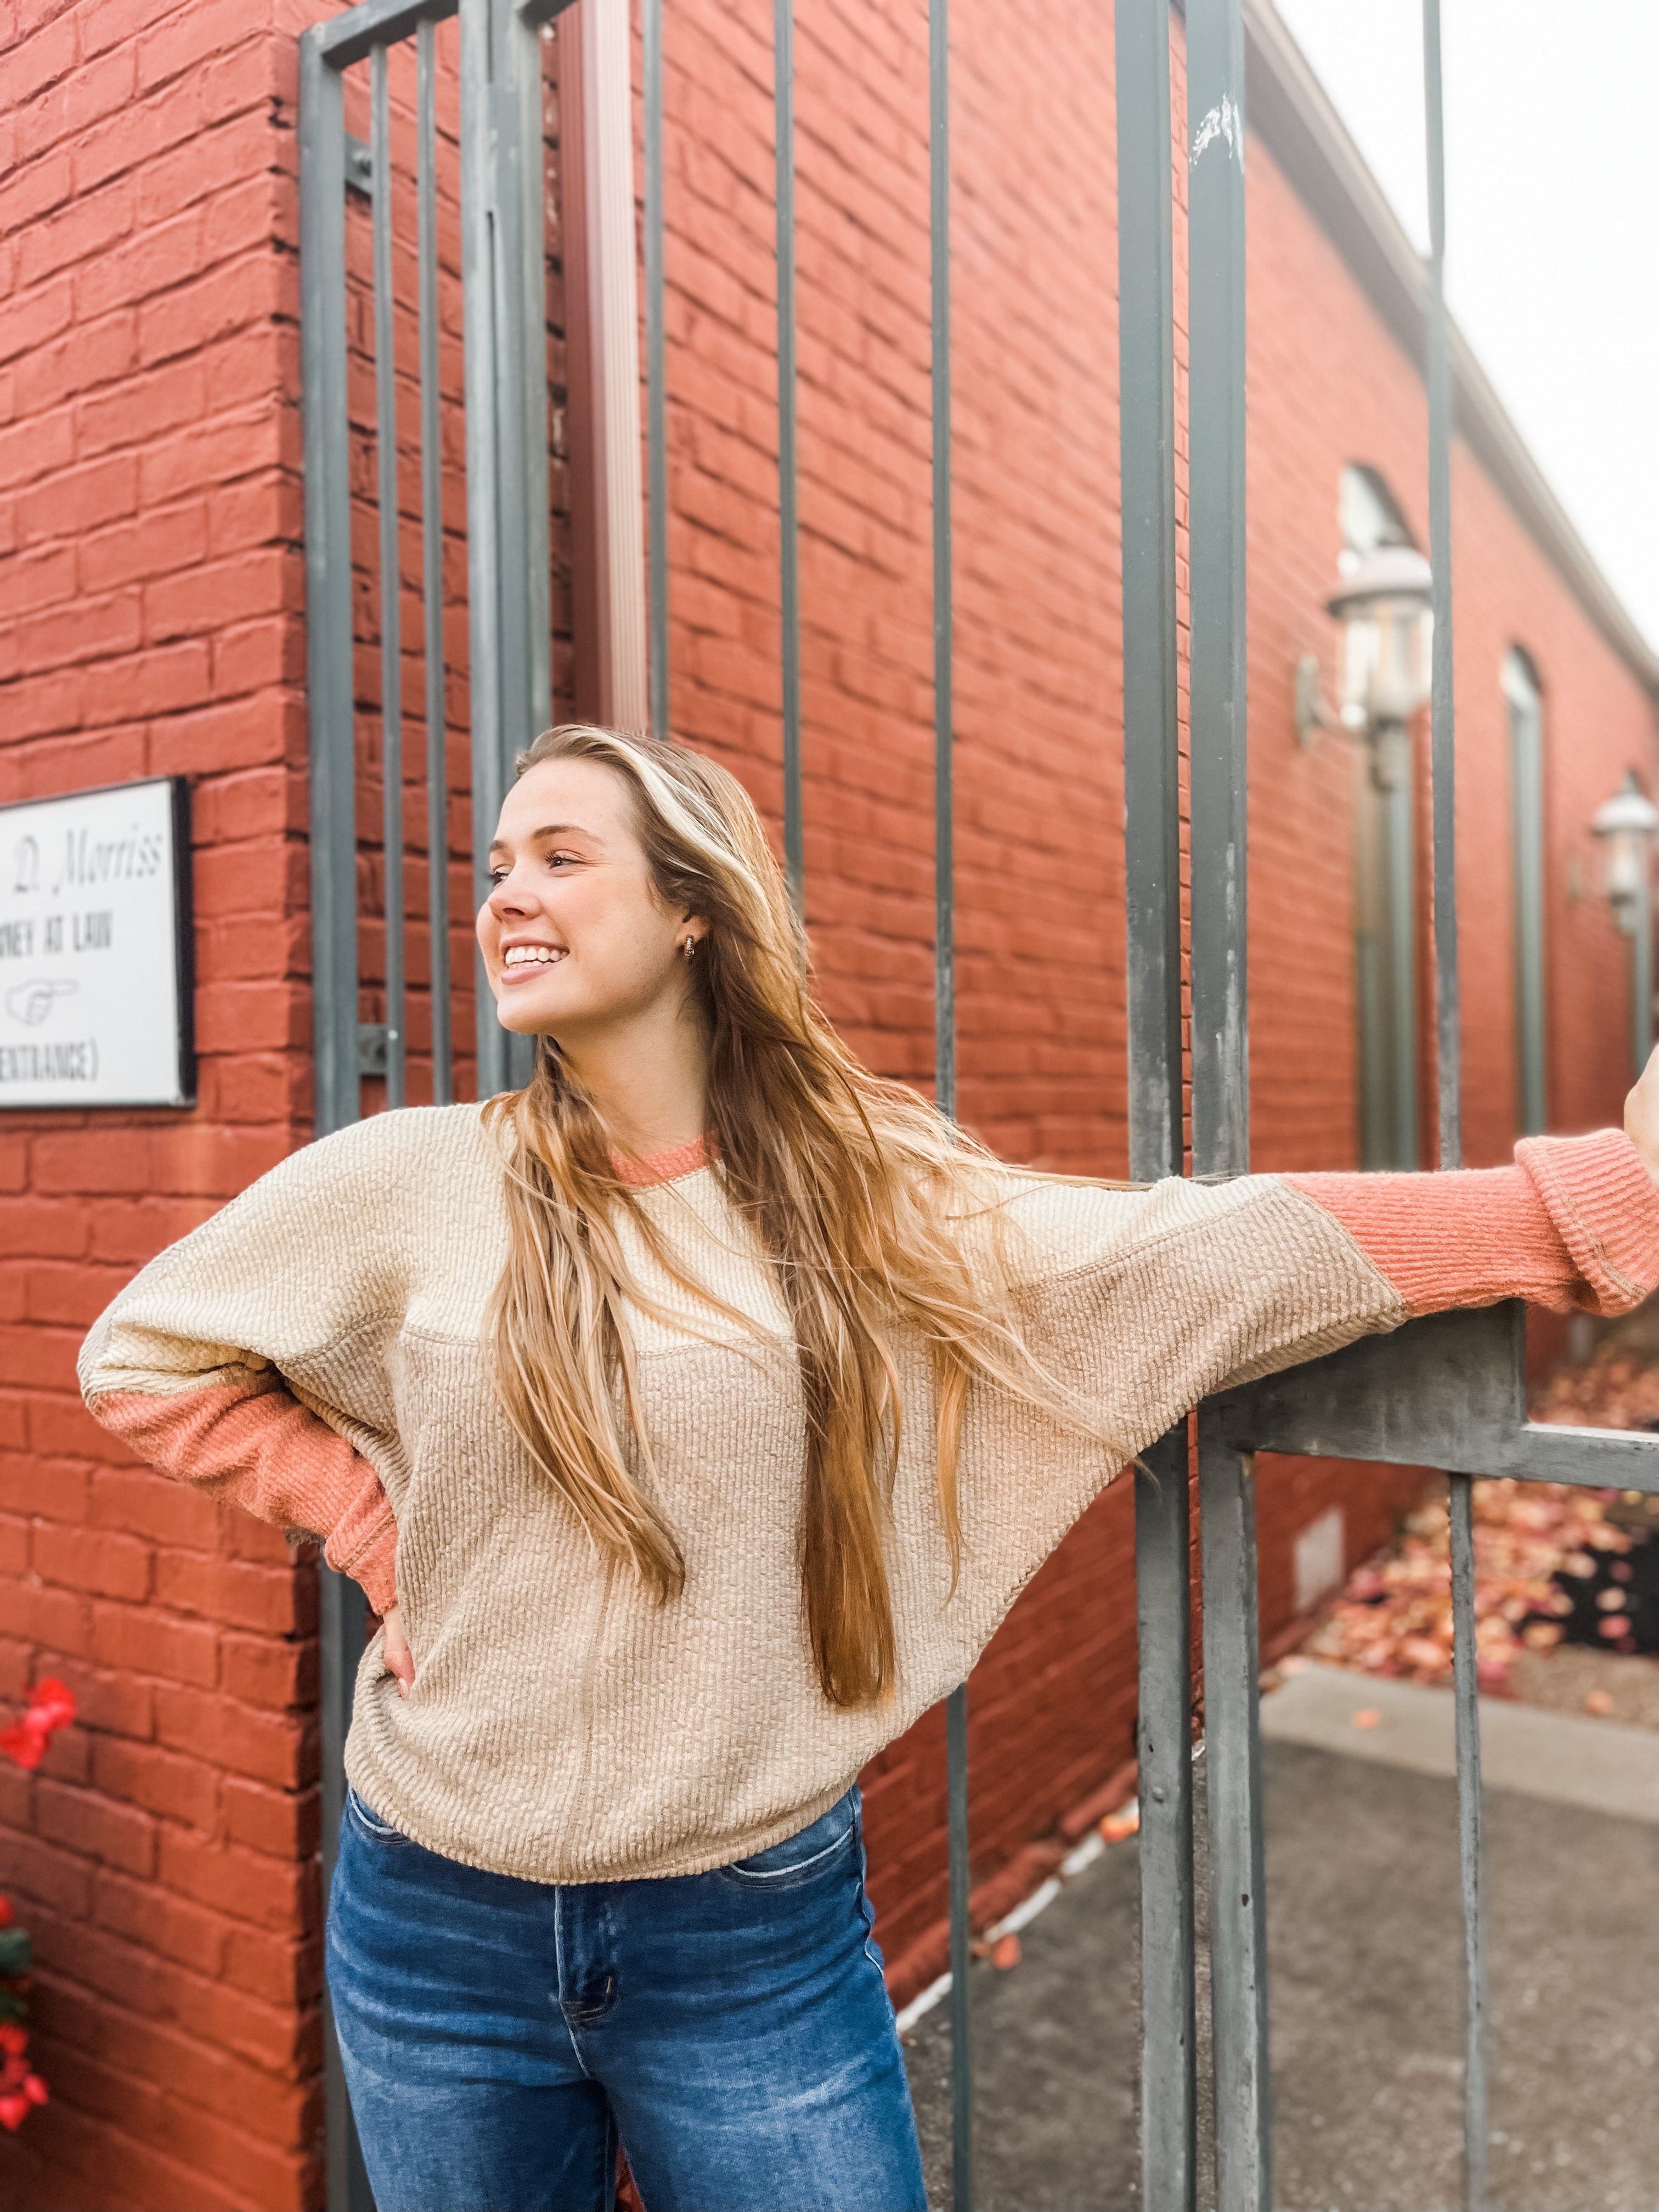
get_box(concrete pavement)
[902,1675,1659,2208]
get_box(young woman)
[82,724,1659,2212]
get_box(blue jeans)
[325,1782,928,2212]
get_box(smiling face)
[477,756,705,1042]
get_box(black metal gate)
[299,2,1659,2207]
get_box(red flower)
[0,1679,77,1772]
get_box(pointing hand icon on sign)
[5,978,78,1026]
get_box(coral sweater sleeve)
[1284,1128,1659,1321]
[78,1118,409,1615]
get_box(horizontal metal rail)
[1220,1301,1659,1492]
[313,0,457,71]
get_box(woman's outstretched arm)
[1286,1129,1659,1323]
[1285,1048,1659,1322]
[985,1056,1659,1470]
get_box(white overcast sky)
[1272,0,1659,651]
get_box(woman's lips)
[497,949,567,986]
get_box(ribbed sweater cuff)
[1285,1130,1659,1319]
[1516,1128,1659,1312]
[336,1508,399,1616]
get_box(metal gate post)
[300,36,359,1148]
[1420,7,1488,2203]
[774,0,804,913]
[461,0,554,1096]
[1116,0,1199,2202]
[298,35,376,2212]
[1187,0,1268,2200]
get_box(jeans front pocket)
[346,1783,414,1847]
[718,1788,860,1889]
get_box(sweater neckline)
[611,1133,713,1188]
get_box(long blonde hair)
[484,724,1097,1708]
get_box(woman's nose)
[487,868,535,918]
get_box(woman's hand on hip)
[381,1602,415,1698]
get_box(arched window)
[1344,465,1420,1169]
[1504,648,1547,1134]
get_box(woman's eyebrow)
[487,821,602,859]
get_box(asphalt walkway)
[902,1671,1659,2209]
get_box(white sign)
[0,778,194,1109]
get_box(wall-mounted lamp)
[1590,769,1659,1072]
[1590,772,1658,935]
[1295,545,1435,753]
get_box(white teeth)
[503,946,564,967]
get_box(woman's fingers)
[381,1601,415,1699]
[1624,1043,1659,1186]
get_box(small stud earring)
[683,936,698,962]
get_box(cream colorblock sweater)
[79,1106,1659,1883]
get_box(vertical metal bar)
[1198,1419,1270,2210]
[1424,12,1483,2205]
[511,0,552,743]
[1116,0,1182,1188]
[930,0,952,1137]
[1117,2,1198,2202]
[775,0,803,913]
[644,0,668,741]
[502,0,545,1094]
[373,44,408,1111]
[489,4,530,759]
[417,18,453,1107]
[1448,1470,1487,2212]
[1386,761,1420,1170]
[1504,662,1545,1133]
[946,1678,973,2212]
[460,0,539,1096]
[1423,0,1460,1177]
[317,1564,373,2212]
[300,31,358,1142]
[1187,0,1248,1182]
[1634,870,1654,1075]
[1135,1430,1197,2208]
[488,0,544,761]
[1188,2,1266,2200]
[299,48,373,2210]
[929,4,969,2204]
[460,0,505,1093]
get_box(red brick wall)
[1,0,1652,2201]
[2,1,338,2204]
